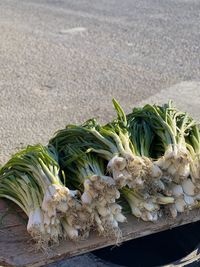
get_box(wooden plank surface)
[0,199,200,267]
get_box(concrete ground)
[0,0,200,266]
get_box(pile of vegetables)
[0,99,200,249]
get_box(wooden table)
[0,199,200,267]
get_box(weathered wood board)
[0,199,200,267]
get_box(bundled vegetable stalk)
[127,111,165,194]
[49,117,128,189]
[0,145,87,246]
[81,99,164,190]
[0,169,47,247]
[49,133,126,237]
[118,111,174,222]
[83,101,173,222]
[130,102,199,217]
[187,124,200,188]
[184,123,200,205]
[121,188,159,222]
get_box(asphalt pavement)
[0,0,200,266]
[0,0,200,164]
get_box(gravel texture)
[0,0,200,164]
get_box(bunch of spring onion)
[0,168,46,247]
[49,117,129,189]
[186,124,200,187]
[118,112,174,222]
[0,145,85,246]
[184,123,200,205]
[127,112,165,194]
[49,133,126,237]
[86,101,174,222]
[121,188,160,222]
[81,99,164,190]
[130,102,199,217]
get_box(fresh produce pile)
[0,99,200,249]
